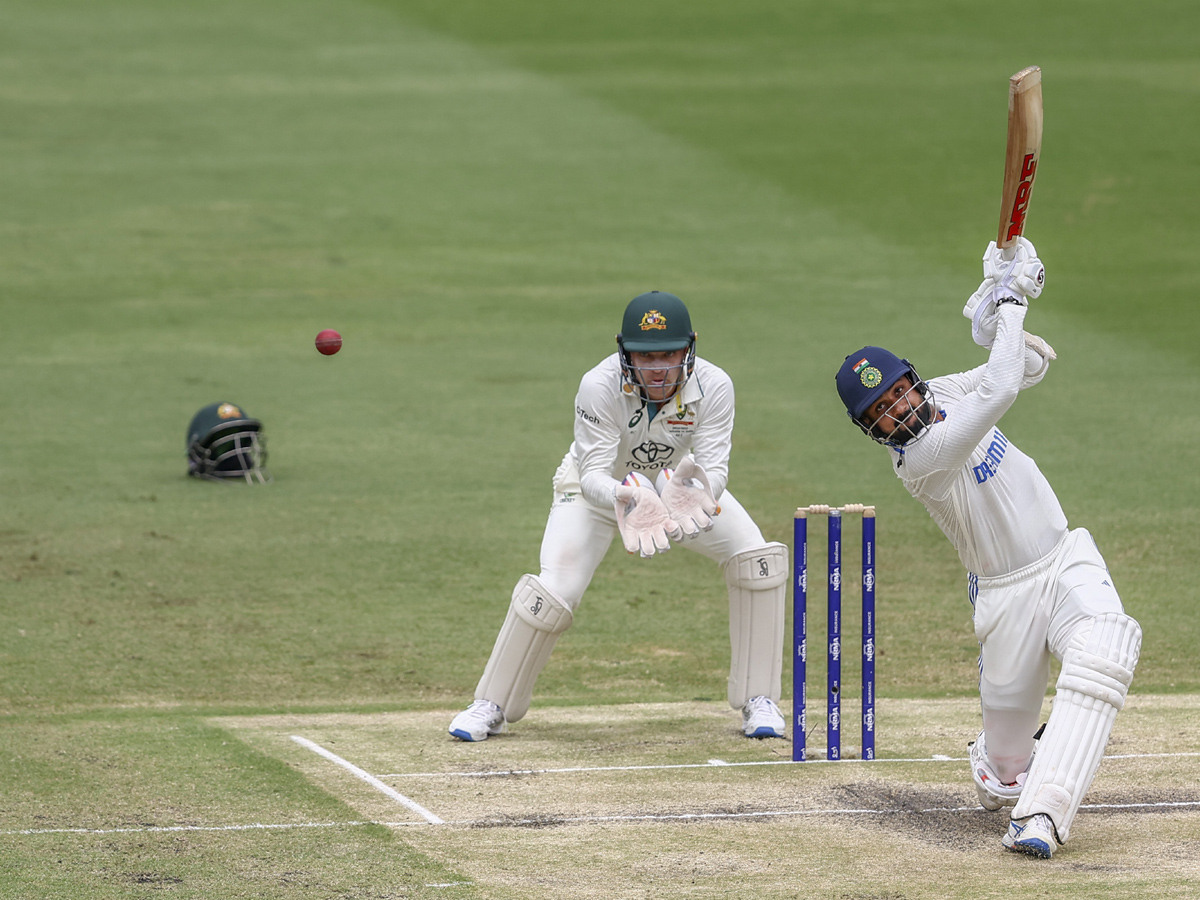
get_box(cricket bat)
[997,66,1043,259]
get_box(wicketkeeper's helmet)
[616,291,697,398]
[186,402,271,484]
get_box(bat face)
[1004,151,1038,244]
[998,66,1043,251]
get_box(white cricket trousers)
[971,527,1127,782]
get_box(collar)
[655,372,704,416]
[675,371,704,410]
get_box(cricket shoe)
[742,696,786,738]
[449,700,506,742]
[1002,813,1057,859]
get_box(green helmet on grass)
[186,402,271,484]
[616,291,697,399]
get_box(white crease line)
[2,821,394,836]
[4,799,1198,838]
[380,750,1200,780]
[1105,752,1200,760]
[291,736,445,825]
[381,757,967,778]
[1081,800,1200,811]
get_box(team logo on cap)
[639,310,667,331]
[217,403,243,419]
[852,358,882,389]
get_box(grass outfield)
[1,0,1197,896]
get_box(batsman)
[449,291,789,743]
[834,238,1141,858]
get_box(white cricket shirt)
[556,354,735,510]
[888,305,1068,577]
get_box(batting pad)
[476,575,573,724]
[1011,613,1142,841]
[723,543,788,708]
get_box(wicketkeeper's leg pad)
[475,575,574,724]
[723,542,788,708]
[1011,613,1141,841]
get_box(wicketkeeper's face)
[629,349,688,403]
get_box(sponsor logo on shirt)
[624,441,676,473]
[630,441,674,465]
[576,406,601,425]
[972,429,1010,484]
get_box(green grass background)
[1,0,1197,895]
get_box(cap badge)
[852,359,883,389]
[217,403,243,419]
[639,310,667,331]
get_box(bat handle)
[1000,244,1017,262]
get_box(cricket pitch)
[217,694,1200,899]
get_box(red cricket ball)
[315,329,342,355]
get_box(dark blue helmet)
[836,347,915,419]
[836,347,935,447]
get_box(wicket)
[793,504,876,761]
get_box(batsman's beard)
[870,390,937,447]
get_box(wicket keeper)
[449,291,789,742]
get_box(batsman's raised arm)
[910,302,1028,477]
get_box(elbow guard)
[1022,333,1056,382]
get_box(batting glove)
[982,237,1046,300]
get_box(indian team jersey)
[553,354,734,510]
[888,305,1068,577]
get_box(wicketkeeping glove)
[658,457,718,538]
[614,483,682,558]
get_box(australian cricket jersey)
[556,354,734,510]
[889,304,1068,577]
